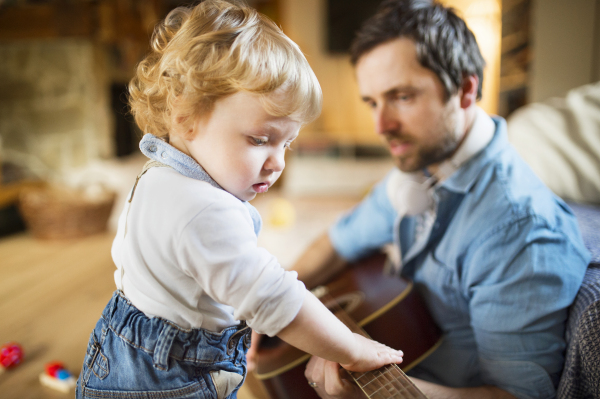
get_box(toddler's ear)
[170,112,195,140]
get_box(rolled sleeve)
[478,357,556,399]
[178,200,307,337]
[465,216,588,398]
[329,174,397,261]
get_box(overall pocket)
[209,369,244,399]
[85,332,109,380]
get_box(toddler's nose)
[264,150,285,173]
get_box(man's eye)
[252,137,268,146]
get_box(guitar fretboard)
[324,290,429,399]
[348,363,428,398]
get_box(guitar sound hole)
[322,291,365,316]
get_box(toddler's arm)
[276,292,403,372]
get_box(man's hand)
[245,330,262,371]
[304,357,518,399]
[304,356,364,399]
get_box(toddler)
[76,1,403,398]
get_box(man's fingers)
[246,331,263,371]
[305,356,325,384]
[323,359,347,396]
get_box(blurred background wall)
[529,0,600,103]
[0,0,599,208]
[281,0,503,150]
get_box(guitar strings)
[323,292,427,399]
[387,364,426,398]
[327,298,402,398]
[353,366,411,398]
[331,301,410,399]
[370,365,413,398]
[373,363,425,398]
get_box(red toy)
[0,342,24,373]
[40,361,77,392]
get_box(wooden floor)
[0,231,271,399]
[0,231,118,398]
[0,193,360,398]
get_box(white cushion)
[507,82,600,204]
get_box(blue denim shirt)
[329,118,590,399]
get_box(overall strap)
[117,160,171,291]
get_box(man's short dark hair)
[350,0,485,100]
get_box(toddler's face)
[174,91,300,201]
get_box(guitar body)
[253,254,442,399]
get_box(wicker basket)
[18,185,116,240]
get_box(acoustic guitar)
[253,253,443,399]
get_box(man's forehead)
[355,38,429,96]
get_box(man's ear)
[459,75,479,109]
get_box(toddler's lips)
[253,183,269,193]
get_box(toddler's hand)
[339,334,403,372]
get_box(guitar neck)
[347,364,428,399]
[329,300,429,398]
[316,272,431,399]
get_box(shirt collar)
[436,106,495,182]
[139,133,222,190]
[138,133,263,236]
[440,110,508,194]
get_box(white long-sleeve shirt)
[111,165,306,335]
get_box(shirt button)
[161,152,168,159]
[149,145,157,152]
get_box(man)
[294,1,591,398]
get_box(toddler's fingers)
[387,347,404,364]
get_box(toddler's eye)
[283,142,294,150]
[252,137,268,146]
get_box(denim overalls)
[76,291,251,399]
[77,137,261,398]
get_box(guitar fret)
[375,367,409,398]
[389,365,425,399]
[353,367,395,388]
[318,280,430,399]
[358,371,394,387]
[349,364,427,399]
[388,365,427,399]
[371,368,410,398]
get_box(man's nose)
[374,104,399,135]
[264,149,285,173]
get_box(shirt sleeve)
[329,173,397,261]
[463,216,588,399]
[176,198,306,337]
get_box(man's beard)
[391,105,463,172]
[393,131,460,172]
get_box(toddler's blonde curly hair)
[129,0,322,139]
